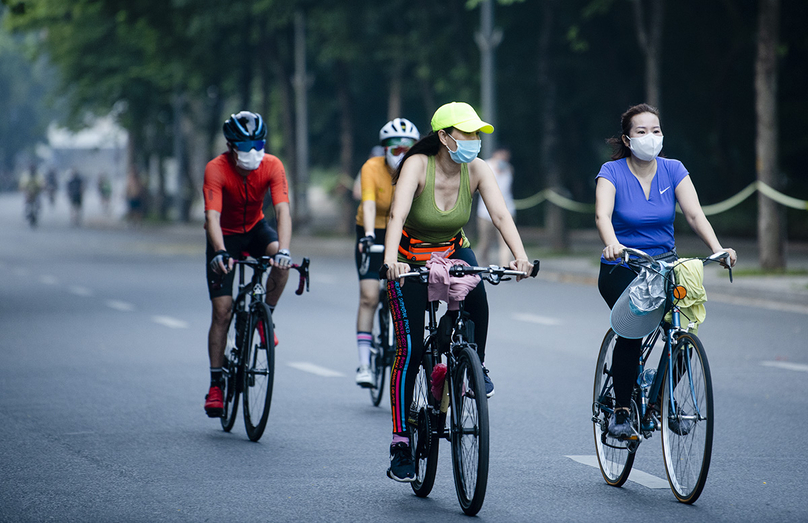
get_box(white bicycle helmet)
[379,118,420,145]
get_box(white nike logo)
[659,186,671,195]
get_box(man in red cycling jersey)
[202,111,292,417]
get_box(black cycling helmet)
[223,111,267,143]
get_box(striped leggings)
[386,248,489,435]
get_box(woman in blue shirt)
[595,103,737,438]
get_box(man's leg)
[264,241,290,308]
[208,295,233,368]
[205,295,232,417]
[355,278,379,386]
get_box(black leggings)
[598,263,642,409]
[387,248,488,435]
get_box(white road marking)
[68,286,94,297]
[710,293,808,315]
[287,362,345,378]
[566,455,669,489]
[152,316,189,329]
[761,360,808,372]
[39,275,58,285]
[512,313,561,326]
[106,300,135,312]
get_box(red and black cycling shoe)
[256,321,279,347]
[204,385,224,417]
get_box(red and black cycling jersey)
[203,153,289,235]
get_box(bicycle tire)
[369,302,387,406]
[661,332,713,504]
[220,310,241,432]
[242,302,275,442]
[411,351,440,498]
[450,344,489,516]
[592,329,636,487]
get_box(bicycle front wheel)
[242,302,275,442]
[220,311,240,432]
[410,351,439,498]
[450,344,489,516]
[661,332,713,504]
[592,329,636,486]
[368,304,388,406]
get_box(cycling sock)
[210,367,223,387]
[357,332,372,367]
[391,434,409,446]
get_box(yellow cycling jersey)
[355,156,394,229]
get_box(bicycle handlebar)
[620,247,733,283]
[380,260,540,282]
[218,256,311,295]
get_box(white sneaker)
[356,365,373,387]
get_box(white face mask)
[235,149,264,171]
[629,134,663,162]
[385,148,406,169]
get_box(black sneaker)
[387,442,416,483]
[608,408,634,439]
[482,366,495,398]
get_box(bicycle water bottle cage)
[453,313,475,344]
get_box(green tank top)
[402,155,471,252]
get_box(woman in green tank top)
[381,102,532,483]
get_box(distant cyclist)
[19,165,44,225]
[354,118,420,387]
[202,111,293,418]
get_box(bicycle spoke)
[662,333,713,503]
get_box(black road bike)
[219,255,310,442]
[359,243,395,406]
[387,261,540,515]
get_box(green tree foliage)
[0,7,56,187]
[2,0,805,235]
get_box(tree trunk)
[387,64,402,121]
[336,60,355,235]
[293,10,310,229]
[755,0,784,270]
[631,0,664,107]
[538,0,567,251]
[269,37,297,216]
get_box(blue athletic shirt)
[596,157,689,264]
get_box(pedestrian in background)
[475,146,515,267]
[67,169,84,227]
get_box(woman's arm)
[383,156,425,281]
[595,177,624,261]
[676,176,737,266]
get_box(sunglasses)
[387,145,411,156]
[230,140,265,152]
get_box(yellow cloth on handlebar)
[664,258,706,333]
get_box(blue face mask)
[446,133,481,164]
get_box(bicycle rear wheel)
[220,310,241,432]
[242,302,275,442]
[592,329,636,486]
[661,332,713,503]
[450,344,489,516]
[368,303,388,406]
[411,351,439,498]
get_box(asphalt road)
[1,194,807,522]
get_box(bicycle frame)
[619,249,729,439]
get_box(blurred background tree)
[1,0,805,262]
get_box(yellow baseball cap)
[430,102,494,134]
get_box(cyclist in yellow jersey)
[355,118,420,386]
